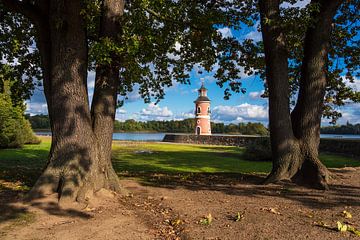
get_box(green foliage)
[0,80,39,148]
[28,114,269,135]
[0,1,358,123]
[0,6,41,103]
[236,1,360,123]
[321,122,360,135]
[114,119,268,135]
[26,114,50,130]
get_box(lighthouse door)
[196,126,201,135]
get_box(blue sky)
[25,1,360,125]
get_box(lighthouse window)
[197,120,200,124]
[207,107,210,114]
[197,106,201,113]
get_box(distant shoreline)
[34,129,360,136]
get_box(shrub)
[243,138,272,161]
[0,92,39,148]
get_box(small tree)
[0,76,38,148]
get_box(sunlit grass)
[0,136,359,189]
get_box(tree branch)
[142,6,202,31]
[1,0,45,24]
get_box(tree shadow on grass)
[0,183,91,226]
[0,143,94,225]
[112,149,272,173]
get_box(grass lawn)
[1,136,359,188]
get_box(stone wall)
[163,134,360,157]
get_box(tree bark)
[259,0,302,184]
[28,0,97,204]
[260,0,342,189]
[17,0,125,204]
[291,0,342,188]
[91,0,125,192]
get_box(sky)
[25,1,360,126]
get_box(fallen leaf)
[337,221,348,232]
[342,210,352,219]
[199,213,212,225]
[261,207,281,215]
[235,211,245,222]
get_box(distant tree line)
[27,114,360,136]
[27,114,269,135]
[321,123,360,135]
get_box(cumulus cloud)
[212,103,268,123]
[249,90,265,99]
[281,0,310,8]
[166,42,182,60]
[173,111,195,120]
[25,87,48,115]
[117,108,126,114]
[337,103,360,124]
[141,103,173,118]
[26,101,48,115]
[344,77,360,92]
[217,27,233,38]
[244,21,262,42]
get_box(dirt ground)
[1,167,360,240]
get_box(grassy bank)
[1,136,359,189]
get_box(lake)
[35,132,360,141]
[35,132,166,141]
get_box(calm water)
[35,132,166,141]
[320,134,360,139]
[35,132,360,141]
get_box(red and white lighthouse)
[194,82,211,135]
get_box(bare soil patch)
[1,168,360,240]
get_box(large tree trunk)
[3,0,127,204]
[291,0,342,188]
[259,0,341,189]
[259,0,302,184]
[90,0,125,192]
[26,0,122,204]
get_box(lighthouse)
[194,82,211,135]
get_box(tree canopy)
[1,1,358,116]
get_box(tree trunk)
[259,0,302,184]
[90,0,125,192]
[260,0,342,189]
[291,0,342,189]
[27,0,122,204]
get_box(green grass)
[0,139,50,187]
[0,137,359,189]
[112,142,272,173]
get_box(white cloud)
[212,103,268,123]
[245,21,262,42]
[141,103,173,118]
[166,42,182,60]
[249,90,265,99]
[281,0,310,8]
[117,108,126,114]
[25,102,48,115]
[338,104,360,124]
[344,77,360,91]
[173,111,195,120]
[217,27,233,38]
